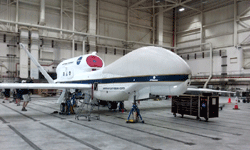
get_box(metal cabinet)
[172,95,219,121]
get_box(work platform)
[0,95,250,150]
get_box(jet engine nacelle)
[56,52,104,81]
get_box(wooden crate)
[38,89,57,97]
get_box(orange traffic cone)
[228,97,231,103]
[233,99,239,110]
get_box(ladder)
[74,94,100,121]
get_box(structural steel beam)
[132,4,174,9]
[60,0,63,37]
[130,0,147,8]
[15,0,18,32]
[155,4,178,16]
[239,5,250,17]
[180,4,201,12]
[156,0,194,16]
[234,0,238,47]
[200,2,203,51]
[127,0,130,41]
[1,19,174,49]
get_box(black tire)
[107,102,117,110]
[205,118,208,122]
[112,102,117,109]
[99,100,107,106]
[60,103,65,113]
[107,102,112,110]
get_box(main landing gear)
[59,92,76,115]
[107,101,118,110]
[126,93,144,123]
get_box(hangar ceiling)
[129,0,236,18]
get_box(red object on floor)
[234,99,239,109]
[234,103,239,109]
[228,98,231,103]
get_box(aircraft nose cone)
[103,46,192,76]
[136,46,192,75]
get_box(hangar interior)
[0,0,250,91]
[1,1,250,150]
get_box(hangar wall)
[0,0,172,79]
[0,0,249,84]
[177,1,250,78]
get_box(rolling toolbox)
[172,95,219,121]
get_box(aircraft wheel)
[112,102,118,109]
[60,103,65,113]
[107,102,112,109]
[205,118,208,122]
[107,102,118,110]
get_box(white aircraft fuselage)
[55,46,192,101]
[0,44,234,103]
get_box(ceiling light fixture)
[179,8,185,12]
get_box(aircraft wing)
[0,83,91,89]
[187,88,235,93]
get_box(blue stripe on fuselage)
[64,74,189,84]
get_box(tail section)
[20,43,54,83]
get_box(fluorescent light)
[179,8,185,12]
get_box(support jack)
[126,94,144,123]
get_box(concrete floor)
[0,95,250,150]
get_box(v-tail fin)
[20,43,54,83]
